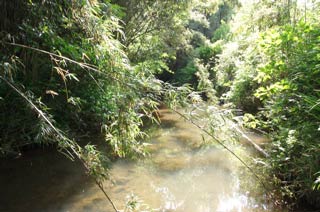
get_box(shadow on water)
[0,108,275,212]
[0,148,106,212]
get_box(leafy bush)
[254,22,320,206]
[214,1,320,209]
[212,21,230,42]
[174,61,198,85]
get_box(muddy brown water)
[0,109,272,212]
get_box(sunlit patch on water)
[154,186,184,211]
[217,193,249,212]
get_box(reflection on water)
[0,109,270,212]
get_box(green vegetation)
[212,0,320,209]
[1,0,320,210]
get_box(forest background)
[0,0,319,210]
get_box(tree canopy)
[0,0,320,210]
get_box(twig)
[96,181,119,212]
[1,42,99,72]
[233,125,269,157]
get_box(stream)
[0,108,273,212]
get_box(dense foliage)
[0,0,189,157]
[211,0,320,209]
[1,0,320,210]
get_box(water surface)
[0,108,270,212]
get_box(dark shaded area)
[0,148,94,212]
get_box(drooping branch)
[1,42,99,72]
[0,76,119,212]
